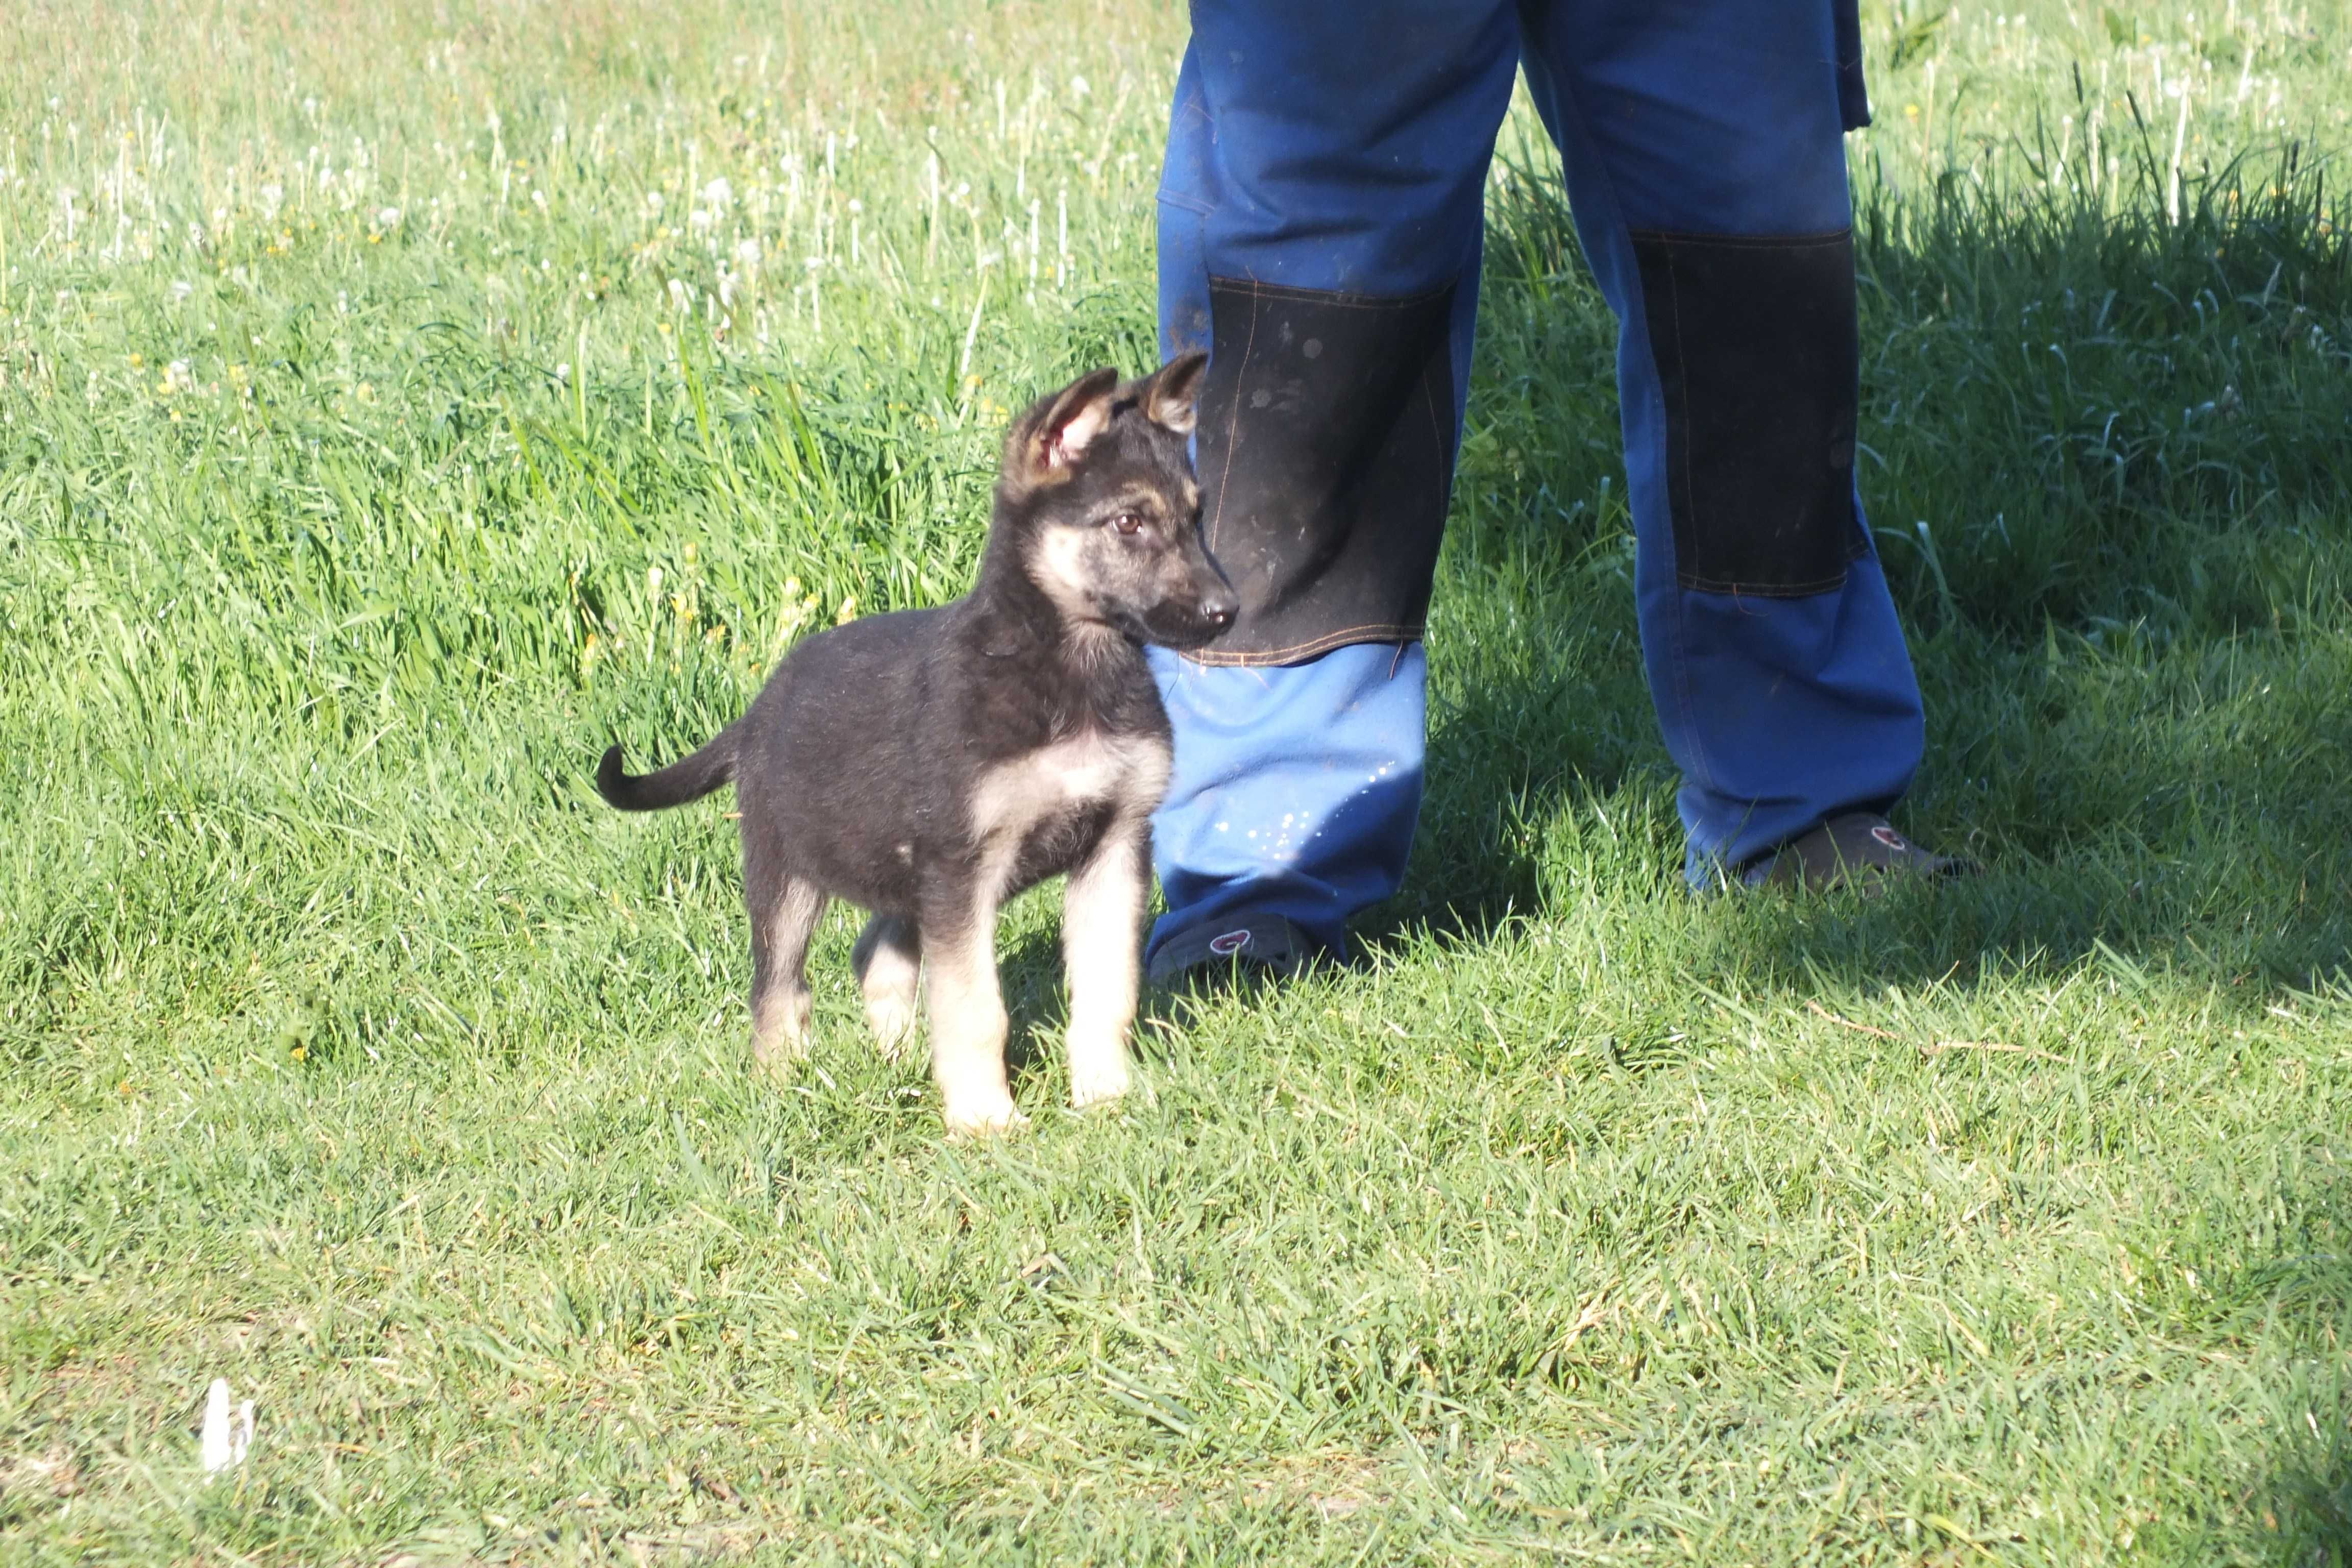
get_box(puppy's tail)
[596,731,738,812]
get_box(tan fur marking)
[957,731,1171,1115]
[750,878,827,1068]
[969,731,1171,883]
[1029,529,1095,623]
[1063,824,1149,1109]
[925,913,1022,1136]
[853,913,921,1059]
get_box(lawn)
[4,0,2350,1562]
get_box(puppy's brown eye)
[1108,512,1145,536]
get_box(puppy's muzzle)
[1143,586,1237,650]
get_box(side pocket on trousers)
[1630,228,1867,598]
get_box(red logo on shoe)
[1870,825,1909,852]
[1208,929,1254,957]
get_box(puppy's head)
[996,353,1236,651]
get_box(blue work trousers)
[1149,0,1925,962]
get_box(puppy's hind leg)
[1062,822,1148,1111]
[851,913,922,1060]
[748,870,828,1070]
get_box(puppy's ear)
[1011,366,1120,483]
[1138,350,1208,435]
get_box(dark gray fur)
[596,356,1231,1132]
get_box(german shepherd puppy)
[596,356,1233,1134]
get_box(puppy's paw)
[864,997,919,1061]
[1067,1060,1132,1111]
[751,1028,810,1075]
[752,989,814,1074]
[941,1093,1028,1139]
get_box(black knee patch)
[1630,229,1867,598]
[1190,277,1458,665]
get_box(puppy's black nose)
[1200,597,1237,630]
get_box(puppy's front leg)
[921,891,1024,1136]
[1062,822,1148,1110]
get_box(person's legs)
[1516,0,1929,883]
[1145,641,1425,966]
[1148,3,1515,968]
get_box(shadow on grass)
[1372,604,2352,989]
[1354,131,2352,995]
[2269,1416,2352,1567]
[2238,1160,2352,1567]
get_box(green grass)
[5,0,2351,1561]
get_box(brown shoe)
[1746,812,1977,893]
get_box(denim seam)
[1179,622,1425,667]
